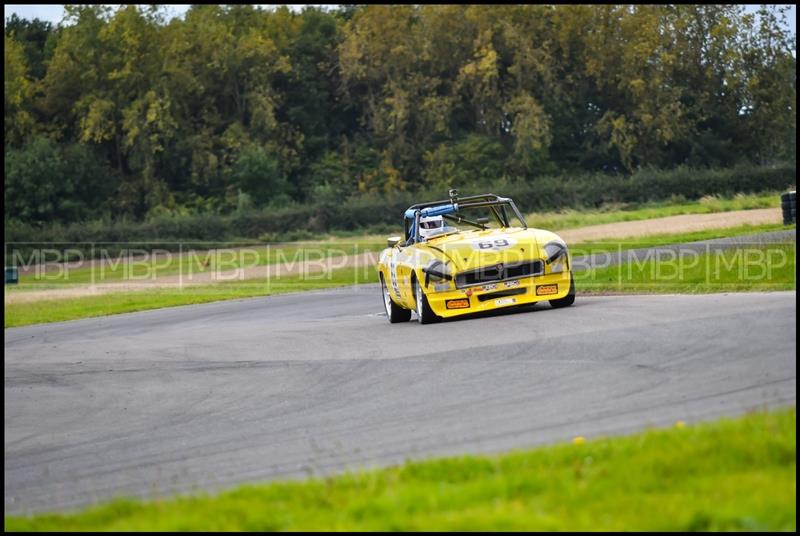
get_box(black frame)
[403,194,528,244]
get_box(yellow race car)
[378,190,575,324]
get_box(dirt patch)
[5,208,783,304]
[557,208,780,243]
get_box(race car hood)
[419,227,550,273]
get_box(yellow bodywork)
[377,226,573,319]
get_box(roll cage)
[403,192,528,245]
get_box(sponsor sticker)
[481,283,498,291]
[504,280,520,288]
[446,299,471,309]
[536,284,559,296]
[495,297,516,306]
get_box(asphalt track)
[5,285,796,515]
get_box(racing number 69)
[477,239,509,249]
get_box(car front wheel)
[550,273,576,308]
[413,275,438,324]
[381,274,411,323]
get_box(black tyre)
[381,274,411,323]
[412,275,438,324]
[550,273,576,308]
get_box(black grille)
[455,260,543,288]
[477,288,527,302]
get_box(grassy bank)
[576,243,796,294]
[6,407,795,531]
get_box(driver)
[419,215,447,240]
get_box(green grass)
[576,243,796,293]
[4,266,376,328]
[5,408,795,531]
[525,191,781,231]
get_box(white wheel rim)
[382,279,392,320]
[416,280,423,319]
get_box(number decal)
[389,253,400,294]
[471,236,517,251]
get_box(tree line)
[4,5,796,226]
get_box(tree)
[4,14,55,80]
[3,5,796,227]
[232,145,290,207]
[5,34,35,146]
[6,137,63,222]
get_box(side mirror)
[387,236,401,248]
[476,217,489,228]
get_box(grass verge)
[576,243,796,294]
[5,407,795,531]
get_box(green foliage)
[5,164,795,250]
[423,134,508,191]
[4,34,34,146]
[3,5,797,228]
[232,145,291,206]
[5,137,115,223]
[308,151,352,203]
[5,408,796,530]
[4,14,55,80]
[5,137,66,222]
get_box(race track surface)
[5,289,796,514]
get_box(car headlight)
[543,240,569,273]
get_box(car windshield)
[435,203,525,235]
[404,198,529,244]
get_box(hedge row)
[5,164,795,256]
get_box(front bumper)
[425,270,573,318]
